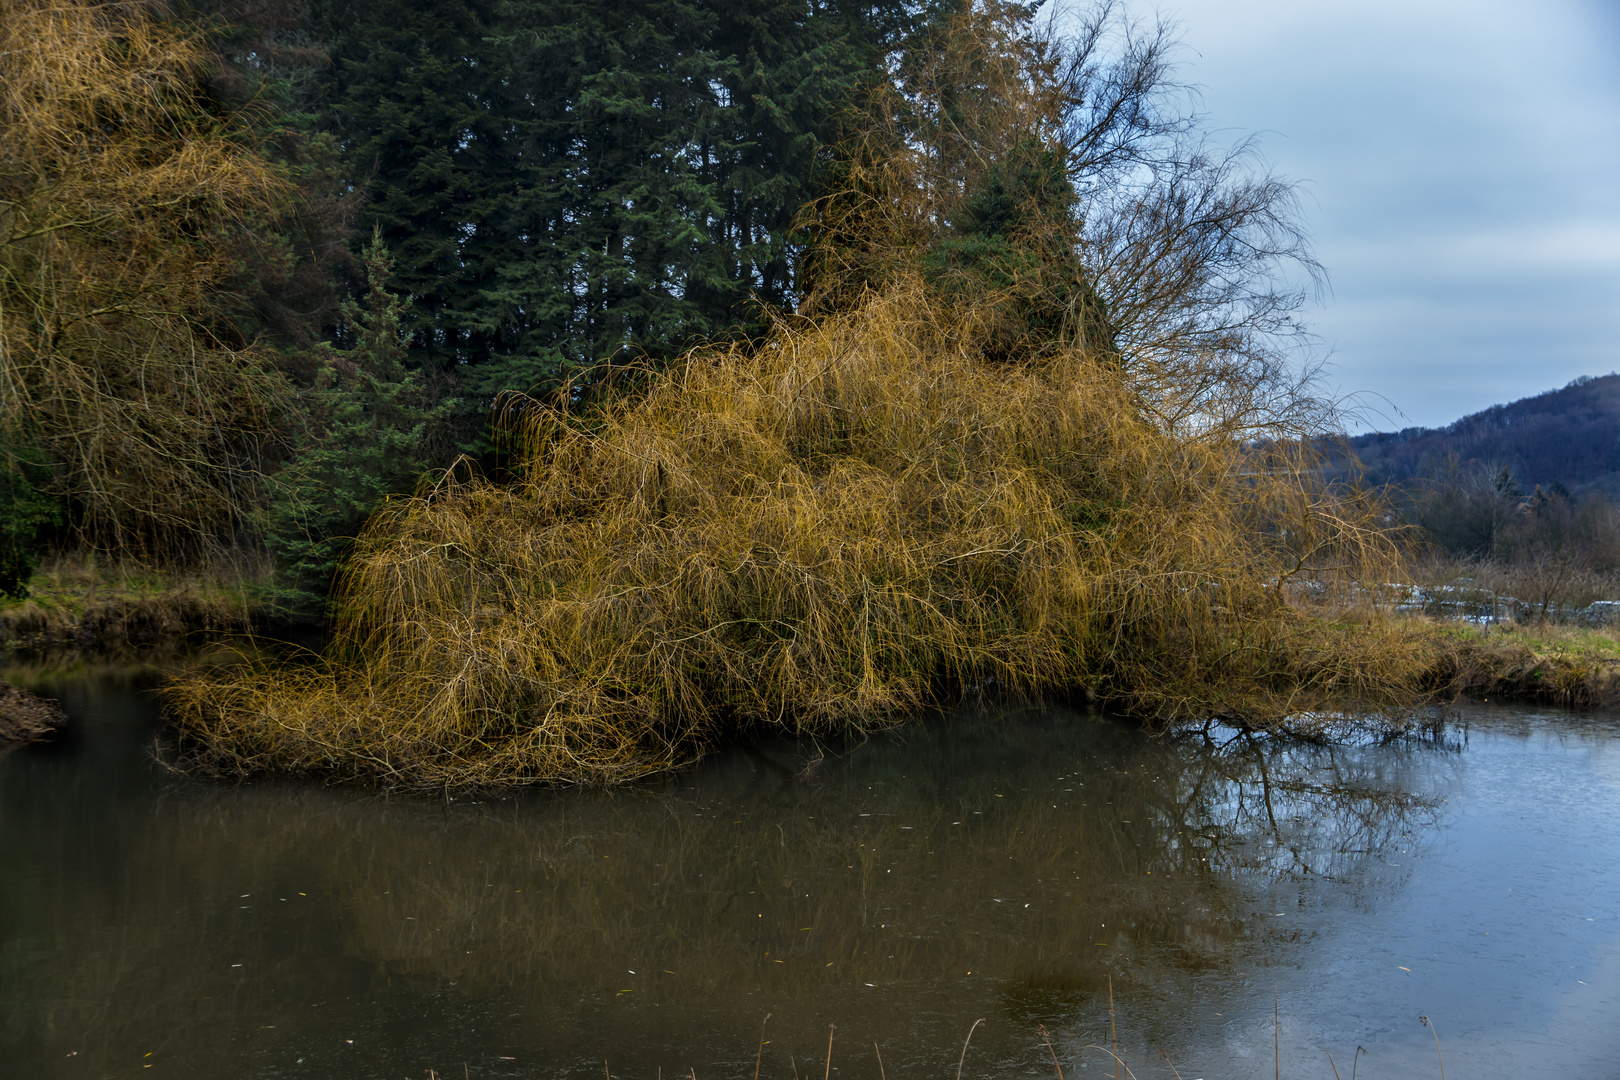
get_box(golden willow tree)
[0,0,292,561]
[167,1,1445,789]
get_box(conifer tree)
[265,231,446,616]
[316,0,923,435]
[0,453,57,599]
[318,0,518,386]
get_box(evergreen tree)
[265,232,447,617]
[178,0,358,356]
[315,0,922,440]
[316,0,519,390]
[922,137,1117,363]
[0,450,58,599]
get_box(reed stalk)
[956,1018,983,1080]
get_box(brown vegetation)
[160,3,1450,788]
[163,279,1443,788]
[0,677,66,745]
[0,0,293,559]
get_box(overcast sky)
[1115,0,1620,431]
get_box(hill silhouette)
[1347,373,1620,497]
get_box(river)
[2,662,1618,1079]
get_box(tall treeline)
[311,0,932,427]
[1,0,930,608]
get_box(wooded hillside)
[1347,374,1620,498]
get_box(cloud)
[1097,0,1620,428]
[1335,222,1620,276]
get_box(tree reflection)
[300,704,1456,1067]
[1156,724,1448,885]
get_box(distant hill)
[1344,373,1620,497]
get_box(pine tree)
[316,0,920,439]
[316,0,531,395]
[0,451,58,599]
[265,231,447,616]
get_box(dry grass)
[0,677,66,744]
[165,281,1447,788]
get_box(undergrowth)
[164,282,1449,788]
[1407,553,1620,614]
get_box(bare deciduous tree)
[0,0,293,560]
[801,0,1329,441]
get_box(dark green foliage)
[264,233,447,618]
[0,448,59,599]
[316,0,515,382]
[0,455,57,601]
[314,0,919,441]
[179,0,358,354]
[922,139,1116,362]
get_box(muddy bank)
[0,679,67,745]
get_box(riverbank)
[1440,619,1620,708]
[6,553,1618,767]
[7,566,1616,716]
[0,556,259,656]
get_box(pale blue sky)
[1134,0,1620,430]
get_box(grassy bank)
[1438,619,1620,708]
[0,554,258,655]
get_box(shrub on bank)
[163,283,1446,788]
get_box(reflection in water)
[0,678,1462,1079]
[1161,725,1445,885]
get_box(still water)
[2,664,1618,1080]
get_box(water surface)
[2,665,1618,1079]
